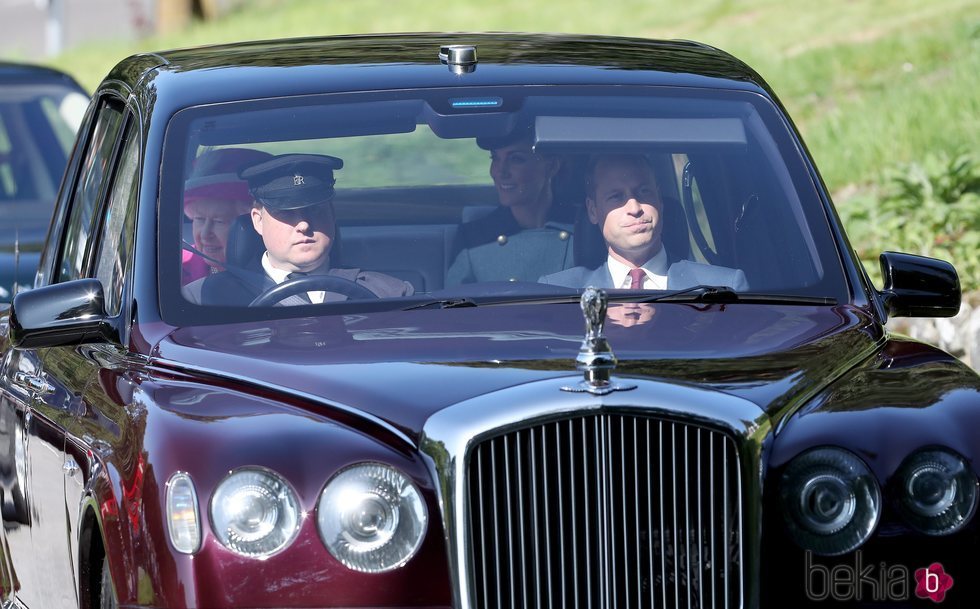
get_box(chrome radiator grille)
[466,414,742,609]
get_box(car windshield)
[161,86,848,324]
[0,81,87,227]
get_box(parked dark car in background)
[0,62,89,300]
[0,33,976,609]
[0,62,87,300]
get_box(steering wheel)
[249,274,379,306]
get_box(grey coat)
[446,206,575,285]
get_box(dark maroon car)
[0,34,976,609]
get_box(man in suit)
[183,153,414,306]
[539,153,748,291]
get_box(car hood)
[154,302,883,442]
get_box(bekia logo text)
[806,551,954,603]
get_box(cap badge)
[561,287,637,395]
[293,174,305,186]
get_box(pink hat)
[183,148,273,209]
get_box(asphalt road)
[0,0,139,59]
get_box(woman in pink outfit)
[182,148,272,284]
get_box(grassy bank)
[33,0,980,285]
[43,0,979,194]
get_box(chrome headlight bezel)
[780,447,882,556]
[317,462,428,573]
[895,448,978,535]
[209,467,301,559]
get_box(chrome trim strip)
[711,433,717,609]
[721,444,731,609]
[671,423,679,606]
[698,428,705,608]
[552,423,562,606]
[420,375,768,609]
[659,420,668,606]
[645,421,655,609]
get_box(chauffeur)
[182,153,414,305]
[445,129,575,284]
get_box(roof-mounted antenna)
[439,45,477,75]
[13,227,19,298]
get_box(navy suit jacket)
[539,259,749,291]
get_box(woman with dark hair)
[446,129,575,284]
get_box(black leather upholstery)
[224,214,265,269]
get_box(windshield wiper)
[402,286,835,310]
[402,298,479,310]
[633,285,836,306]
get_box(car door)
[0,346,41,604]
[62,115,142,603]
[25,95,127,609]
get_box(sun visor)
[532,116,747,153]
[188,100,421,146]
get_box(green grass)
[31,0,978,198]
[16,0,980,200]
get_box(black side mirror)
[8,278,110,349]
[879,251,960,318]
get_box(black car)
[0,33,976,609]
[0,62,87,299]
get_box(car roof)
[0,61,85,91]
[108,32,774,104]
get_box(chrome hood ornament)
[561,287,637,395]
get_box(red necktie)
[628,268,645,290]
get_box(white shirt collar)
[261,252,327,303]
[261,252,291,284]
[607,247,669,290]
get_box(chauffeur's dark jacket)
[446,205,575,284]
[183,257,414,306]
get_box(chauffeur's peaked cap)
[239,153,344,210]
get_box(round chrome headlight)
[317,463,427,573]
[210,468,300,558]
[780,447,881,555]
[896,449,978,535]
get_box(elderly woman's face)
[188,199,248,266]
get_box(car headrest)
[660,195,692,262]
[225,214,265,269]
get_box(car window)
[0,83,85,204]
[159,87,849,324]
[94,120,139,317]
[56,98,124,283]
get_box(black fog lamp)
[780,447,881,555]
[896,449,978,535]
